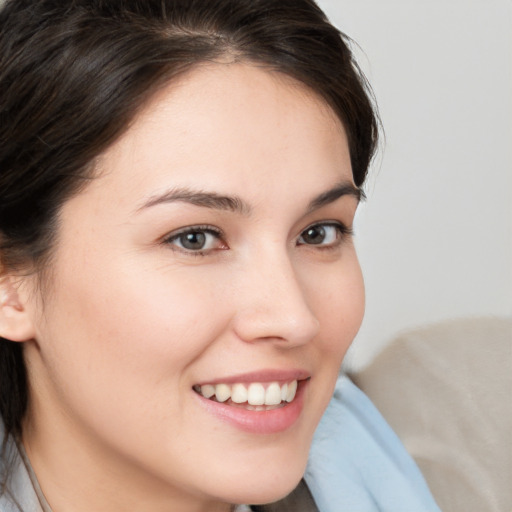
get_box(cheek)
[302,256,364,436]
[310,255,365,359]
[39,258,228,418]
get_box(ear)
[0,276,36,342]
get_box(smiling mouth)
[193,380,300,411]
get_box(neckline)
[15,437,54,512]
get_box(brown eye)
[179,231,207,250]
[165,226,225,253]
[298,223,347,247]
[300,225,327,245]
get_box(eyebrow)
[139,188,251,215]
[138,181,363,215]
[306,181,364,212]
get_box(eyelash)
[162,221,352,256]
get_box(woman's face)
[23,63,364,510]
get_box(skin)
[9,63,365,511]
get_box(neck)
[22,407,233,512]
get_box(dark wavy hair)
[0,0,378,459]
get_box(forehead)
[90,62,352,208]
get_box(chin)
[219,456,307,506]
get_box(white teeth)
[215,383,231,403]
[247,383,265,405]
[231,383,248,404]
[265,382,282,405]
[286,380,297,402]
[197,379,299,406]
[246,405,266,411]
[280,383,288,401]
[201,384,215,399]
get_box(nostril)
[231,302,319,346]
[231,259,320,345]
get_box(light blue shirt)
[305,376,441,512]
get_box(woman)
[0,1,439,511]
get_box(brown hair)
[0,0,378,440]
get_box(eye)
[164,226,226,253]
[297,222,350,247]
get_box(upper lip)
[194,369,311,386]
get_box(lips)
[193,380,298,409]
[193,372,309,433]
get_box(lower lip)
[195,380,308,434]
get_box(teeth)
[247,383,265,405]
[280,383,288,401]
[265,382,282,405]
[215,383,231,403]
[246,405,267,411]
[196,380,298,406]
[286,380,297,402]
[201,384,215,399]
[231,383,248,404]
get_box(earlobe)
[0,276,36,342]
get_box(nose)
[231,250,320,347]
